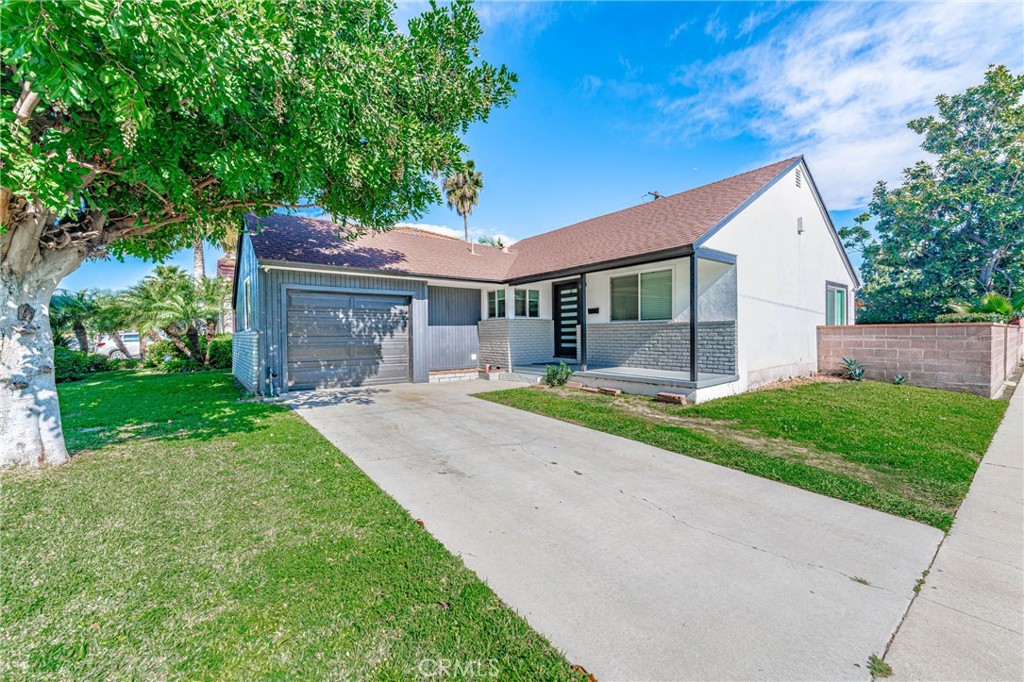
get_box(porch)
[508,362,738,395]
[478,248,740,398]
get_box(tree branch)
[13,81,41,124]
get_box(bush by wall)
[934,312,1006,324]
[144,334,232,372]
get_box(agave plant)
[948,292,1024,322]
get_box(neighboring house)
[231,156,859,401]
[216,255,236,334]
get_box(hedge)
[143,334,232,372]
[934,312,1007,324]
[54,347,125,383]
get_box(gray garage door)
[286,290,410,390]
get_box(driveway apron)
[288,380,943,681]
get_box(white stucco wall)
[701,160,858,392]
[482,258,736,325]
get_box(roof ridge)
[510,156,801,250]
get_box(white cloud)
[393,0,553,35]
[668,19,694,43]
[736,3,789,38]
[704,11,728,43]
[659,2,1024,209]
[396,222,518,246]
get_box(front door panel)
[553,281,579,359]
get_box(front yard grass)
[477,380,1008,531]
[1,371,586,681]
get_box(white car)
[95,333,141,359]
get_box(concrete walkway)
[289,380,943,681]
[886,384,1024,681]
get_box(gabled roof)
[246,156,814,283]
[505,156,801,280]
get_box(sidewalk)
[885,382,1024,681]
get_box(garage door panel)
[286,290,411,390]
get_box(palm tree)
[949,291,1024,322]
[127,266,227,363]
[443,160,483,244]
[91,291,134,358]
[477,235,506,249]
[49,289,97,351]
[192,220,239,283]
[193,237,206,283]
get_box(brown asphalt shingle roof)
[246,214,517,281]
[247,157,801,282]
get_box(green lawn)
[477,380,1008,531]
[1,371,585,681]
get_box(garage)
[285,290,411,390]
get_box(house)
[231,156,859,401]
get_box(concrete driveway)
[288,380,943,681]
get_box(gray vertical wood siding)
[427,286,481,370]
[231,235,262,391]
[255,263,428,394]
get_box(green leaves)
[2,0,516,258]
[853,66,1024,323]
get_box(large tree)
[0,0,515,466]
[840,66,1024,323]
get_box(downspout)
[689,255,698,383]
[578,273,588,371]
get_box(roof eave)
[504,244,696,285]
[254,257,507,284]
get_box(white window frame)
[610,267,673,322]
[513,288,540,318]
[487,289,506,319]
[242,276,253,330]
[826,282,848,326]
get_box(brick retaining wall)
[817,323,1023,399]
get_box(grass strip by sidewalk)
[477,381,1008,531]
[1,371,586,681]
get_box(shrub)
[543,361,573,387]
[109,357,140,370]
[840,356,867,381]
[893,374,906,385]
[53,346,90,383]
[144,334,232,372]
[205,334,232,369]
[85,353,112,372]
[934,312,1006,324]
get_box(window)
[826,283,848,325]
[611,269,672,321]
[487,289,505,318]
[242,276,253,329]
[514,289,540,318]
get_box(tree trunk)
[1,248,87,467]
[72,321,89,353]
[110,331,131,358]
[204,320,217,365]
[186,326,202,360]
[193,237,205,283]
[163,328,196,360]
[463,213,469,242]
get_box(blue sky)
[61,0,1024,291]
